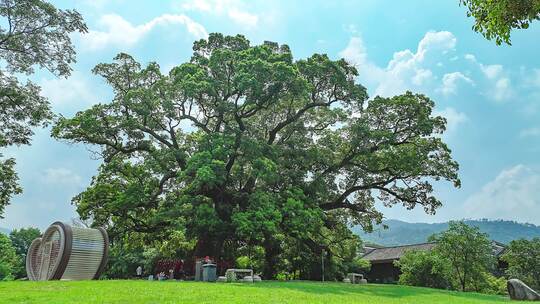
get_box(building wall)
[366,262,400,283]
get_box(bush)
[0,234,17,281]
[481,272,507,295]
[396,250,452,289]
[502,238,540,291]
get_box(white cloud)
[179,0,258,28]
[491,77,512,101]
[463,165,540,225]
[464,53,512,102]
[439,72,474,95]
[434,107,468,133]
[340,31,457,97]
[519,127,540,138]
[81,14,208,50]
[42,168,84,187]
[228,8,258,28]
[480,64,503,80]
[464,53,476,62]
[40,72,103,109]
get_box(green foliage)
[460,0,540,45]
[479,272,507,295]
[502,238,540,291]
[52,33,460,278]
[396,250,452,289]
[0,0,86,218]
[9,227,40,279]
[348,257,371,273]
[429,221,495,292]
[0,233,17,280]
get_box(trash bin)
[195,261,203,281]
[202,263,217,282]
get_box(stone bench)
[347,273,367,284]
[224,269,255,282]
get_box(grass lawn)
[0,280,509,304]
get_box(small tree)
[396,250,452,289]
[0,233,17,280]
[502,238,540,291]
[9,227,41,278]
[429,221,495,292]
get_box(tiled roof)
[361,243,437,262]
[362,241,507,262]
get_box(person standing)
[136,265,142,279]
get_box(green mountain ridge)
[353,219,540,246]
[0,227,11,235]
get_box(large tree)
[460,0,540,45]
[429,221,495,292]
[53,34,460,278]
[0,0,87,217]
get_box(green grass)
[0,280,509,304]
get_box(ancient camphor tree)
[0,0,87,217]
[53,34,460,278]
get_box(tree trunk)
[263,235,281,279]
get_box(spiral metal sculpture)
[26,222,109,281]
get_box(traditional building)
[362,242,437,283]
[362,241,507,283]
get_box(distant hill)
[0,227,10,235]
[353,219,540,246]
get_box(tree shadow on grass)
[240,281,509,302]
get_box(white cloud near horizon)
[81,14,208,51]
[41,168,84,187]
[463,165,540,225]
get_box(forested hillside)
[354,219,540,246]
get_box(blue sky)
[2,0,540,230]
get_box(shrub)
[502,238,540,291]
[0,234,17,281]
[481,272,507,295]
[396,250,452,289]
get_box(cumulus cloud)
[463,53,512,102]
[179,0,259,28]
[463,165,540,225]
[340,31,457,97]
[439,72,474,95]
[81,14,208,50]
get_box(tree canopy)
[460,0,540,45]
[429,221,495,292]
[0,0,87,218]
[53,33,460,278]
[502,238,540,291]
